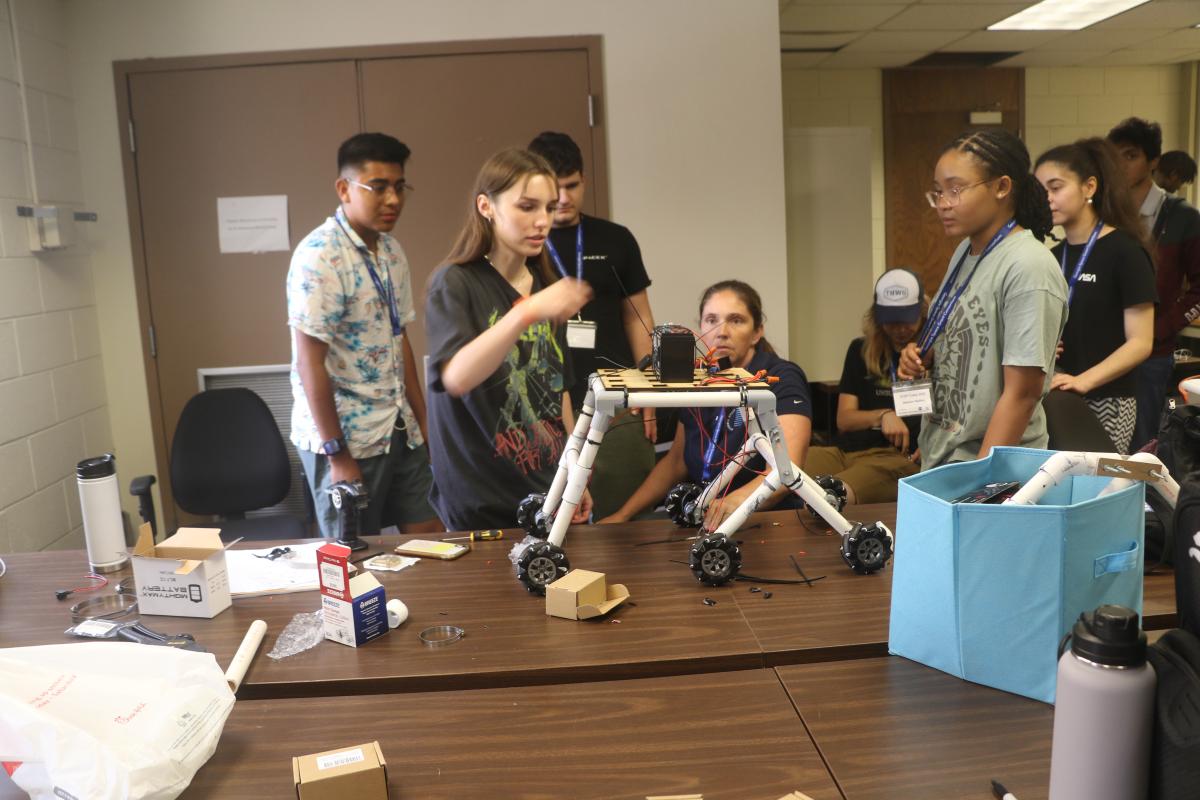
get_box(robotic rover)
[513,362,895,594]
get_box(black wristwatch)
[320,437,347,457]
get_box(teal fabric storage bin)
[888,446,1145,703]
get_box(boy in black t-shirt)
[528,132,658,519]
[804,270,924,504]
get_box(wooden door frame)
[113,35,609,533]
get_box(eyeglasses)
[349,179,414,199]
[925,179,992,209]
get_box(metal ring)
[70,594,139,622]
[418,625,464,647]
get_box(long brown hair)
[698,280,774,354]
[1035,137,1154,258]
[442,148,559,287]
[861,296,929,380]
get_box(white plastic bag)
[0,642,234,800]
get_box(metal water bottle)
[1048,605,1156,800]
[76,454,128,572]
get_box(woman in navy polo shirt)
[599,280,812,529]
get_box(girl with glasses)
[898,129,1068,468]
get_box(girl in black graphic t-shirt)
[424,149,594,531]
[1035,138,1156,454]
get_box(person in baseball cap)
[801,268,927,504]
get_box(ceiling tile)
[818,49,930,67]
[781,51,835,68]
[879,3,1029,30]
[842,29,971,51]
[942,29,1070,50]
[1083,47,1200,65]
[1093,1,1200,29]
[1139,28,1200,49]
[996,50,1111,67]
[781,32,863,49]
[1030,28,1168,51]
[780,3,907,31]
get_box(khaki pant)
[802,445,918,505]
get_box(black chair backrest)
[170,388,291,516]
[1043,389,1117,453]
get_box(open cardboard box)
[546,569,629,620]
[130,523,231,618]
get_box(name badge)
[891,380,933,417]
[566,319,597,350]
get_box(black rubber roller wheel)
[809,475,848,519]
[840,523,893,575]
[665,482,703,528]
[516,493,548,538]
[516,541,570,595]
[688,534,742,586]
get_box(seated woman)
[424,148,594,531]
[599,280,811,529]
[804,269,926,504]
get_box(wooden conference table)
[0,504,1176,798]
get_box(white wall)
[62,0,788,527]
[0,0,114,553]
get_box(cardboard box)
[318,542,388,647]
[130,523,231,618]
[546,569,629,620]
[293,741,387,800]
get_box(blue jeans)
[1132,354,1175,451]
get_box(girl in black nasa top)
[1035,138,1156,454]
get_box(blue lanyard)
[337,215,402,336]
[1061,222,1103,305]
[917,219,1016,357]
[701,408,729,482]
[545,223,583,280]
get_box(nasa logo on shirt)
[1078,273,1097,283]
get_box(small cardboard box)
[293,741,387,800]
[130,523,231,618]
[318,542,388,647]
[546,569,629,620]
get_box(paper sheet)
[225,542,325,597]
[216,194,289,253]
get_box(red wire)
[68,573,107,594]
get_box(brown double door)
[126,42,603,528]
[883,68,1023,294]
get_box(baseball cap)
[873,268,922,325]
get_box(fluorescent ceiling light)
[989,0,1150,31]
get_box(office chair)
[131,388,309,542]
[1043,389,1118,452]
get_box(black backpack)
[1146,482,1200,799]
[1145,405,1200,567]
[1147,629,1200,800]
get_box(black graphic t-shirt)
[1051,229,1157,399]
[425,259,572,530]
[548,214,652,407]
[835,337,920,452]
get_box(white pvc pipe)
[1009,450,1178,509]
[225,619,267,693]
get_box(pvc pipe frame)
[1007,450,1179,509]
[540,374,856,547]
